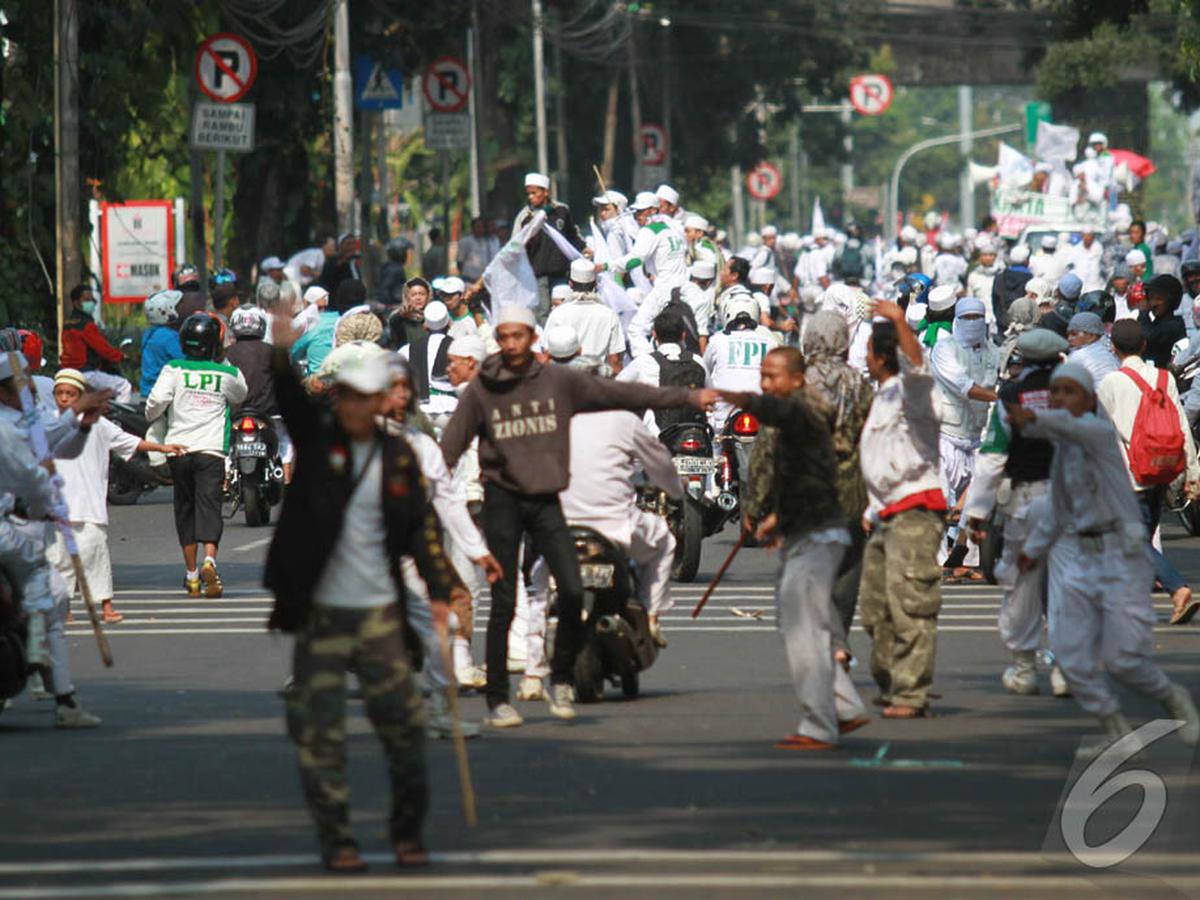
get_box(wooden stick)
[5,350,112,666]
[437,622,478,828]
[592,164,608,196]
[691,529,748,619]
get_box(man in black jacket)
[1138,274,1187,368]
[265,315,455,873]
[512,172,586,317]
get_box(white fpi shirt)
[54,416,141,526]
[545,293,626,360]
[703,327,779,392]
[559,410,682,546]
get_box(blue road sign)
[355,56,404,110]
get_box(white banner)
[482,210,543,312]
[998,142,1034,185]
[1035,120,1080,163]
[101,201,173,303]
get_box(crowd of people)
[4,150,1200,871]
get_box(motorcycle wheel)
[619,664,640,700]
[243,487,271,527]
[1179,501,1200,537]
[107,464,143,506]
[573,645,605,703]
[671,497,704,583]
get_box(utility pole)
[840,102,854,201]
[187,80,206,284]
[789,123,800,232]
[54,0,81,343]
[731,163,745,251]
[958,84,975,230]
[661,11,671,182]
[333,0,355,234]
[627,28,642,190]
[551,9,569,199]
[531,0,549,175]
[466,18,482,218]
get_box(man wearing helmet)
[141,290,184,396]
[146,313,248,598]
[703,291,780,438]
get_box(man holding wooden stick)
[0,347,111,727]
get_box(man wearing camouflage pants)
[266,318,456,873]
[857,301,945,718]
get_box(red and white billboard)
[100,201,175,304]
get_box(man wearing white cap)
[680,261,718,348]
[1010,361,1199,757]
[590,190,637,258]
[513,172,586,316]
[437,276,477,339]
[966,236,1004,328]
[1029,234,1065,282]
[441,304,717,727]
[294,285,329,335]
[260,256,286,285]
[1062,226,1104,291]
[1125,248,1148,282]
[932,232,968,288]
[545,258,625,373]
[655,184,686,235]
[684,215,720,268]
[929,296,999,576]
[399,300,456,418]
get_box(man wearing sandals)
[857,301,945,719]
[265,315,455,873]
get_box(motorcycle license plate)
[580,563,615,589]
[674,456,717,475]
[237,441,268,457]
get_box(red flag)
[1110,149,1156,179]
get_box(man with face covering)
[929,297,999,575]
[1067,311,1118,385]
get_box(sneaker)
[649,619,668,649]
[185,576,201,598]
[1049,665,1072,698]
[200,560,223,598]
[455,665,487,691]
[484,702,524,729]
[55,702,101,729]
[1001,651,1039,695]
[426,692,481,740]
[545,683,577,721]
[516,675,545,701]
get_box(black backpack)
[653,349,707,430]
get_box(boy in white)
[47,369,185,623]
[1011,362,1199,754]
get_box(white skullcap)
[900,224,919,243]
[1088,132,1108,146]
[690,260,716,280]
[927,284,958,312]
[1051,360,1095,394]
[1035,161,1053,174]
[684,214,709,231]
[303,285,329,306]
[569,258,596,285]
[974,234,995,252]
[897,245,919,266]
[630,191,659,212]
[550,284,572,302]
[440,276,465,294]
[260,256,285,271]
[1041,234,1058,249]
[1025,277,1051,300]
[761,225,778,237]
[937,231,956,249]
[447,334,488,362]
[905,302,927,329]
[497,304,537,329]
[423,300,450,331]
[1010,244,1031,264]
[749,266,775,286]
[655,184,679,205]
[334,353,392,395]
[545,324,581,359]
[1125,249,1147,267]
[524,172,550,189]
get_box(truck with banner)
[989,185,1106,241]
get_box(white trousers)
[938,433,979,567]
[47,522,114,601]
[627,510,676,617]
[1048,533,1172,718]
[994,483,1047,653]
[526,557,551,680]
[776,531,865,743]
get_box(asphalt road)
[2,489,1199,899]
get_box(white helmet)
[144,289,183,326]
[721,289,759,328]
[229,305,268,340]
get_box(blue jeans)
[1137,486,1187,594]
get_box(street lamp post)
[888,122,1022,241]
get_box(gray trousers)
[776,531,866,743]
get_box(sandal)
[1170,598,1200,626]
[882,704,931,719]
[322,845,367,873]
[102,610,124,624]
[394,841,430,868]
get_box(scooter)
[106,401,168,506]
[656,422,722,582]
[567,525,659,702]
[225,410,285,527]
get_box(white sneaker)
[1049,665,1072,698]
[516,676,545,701]
[55,702,101,729]
[485,702,524,728]
[455,665,487,691]
[1001,651,1039,695]
[649,619,668,649]
[546,684,577,721]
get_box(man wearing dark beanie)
[1138,274,1186,368]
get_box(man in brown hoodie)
[441,305,716,726]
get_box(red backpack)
[1122,368,1187,485]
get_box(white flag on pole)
[482,210,544,312]
[997,142,1034,186]
[547,221,638,321]
[1035,120,1080,163]
[811,197,826,233]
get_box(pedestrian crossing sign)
[355,57,404,110]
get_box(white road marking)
[231,536,274,553]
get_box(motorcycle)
[715,406,760,527]
[106,401,169,506]
[225,410,285,527]
[561,525,659,702]
[655,422,723,582]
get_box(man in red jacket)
[60,284,132,401]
